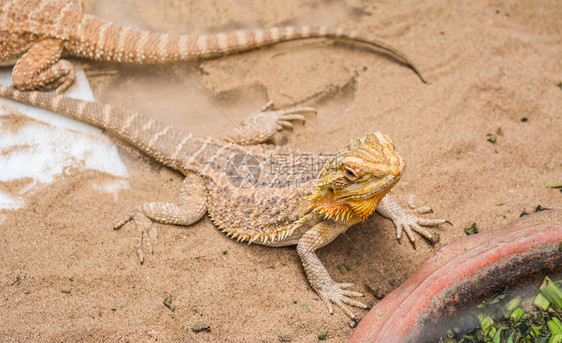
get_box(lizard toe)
[319,282,368,320]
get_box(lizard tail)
[69,18,426,82]
[179,26,427,83]
[0,85,192,172]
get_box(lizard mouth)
[338,175,398,201]
[337,155,405,201]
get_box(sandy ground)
[1,0,561,342]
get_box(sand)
[1,0,561,341]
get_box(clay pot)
[350,210,562,343]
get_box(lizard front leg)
[225,101,316,145]
[114,173,207,263]
[376,195,450,248]
[12,38,75,93]
[297,220,368,321]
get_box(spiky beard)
[308,188,390,222]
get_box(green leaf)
[540,277,562,312]
[163,295,175,312]
[10,277,20,286]
[464,223,479,235]
[506,297,522,312]
[549,333,562,343]
[535,205,551,212]
[337,264,351,274]
[487,133,497,143]
[547,317,562,334]
[534,293,551,311]
[493,327,503,343]
[511,308,527,324]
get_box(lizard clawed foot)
[319,282,368,321]
[378,195,451,248]
[225,101,316,145]
[112,175,206,264]
[253,100,317,130]
[395,213,450,248]
[113,208,158,264]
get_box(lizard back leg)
[12,38,75,93]
[0,31,38,67]
[225,102,316,145]
[114,173,207,264]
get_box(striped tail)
[177,26,426,82]
[71,18,426,82]
[0,85,201,172]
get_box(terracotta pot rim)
[351,210,562,343]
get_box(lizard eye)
[344,167,359,180]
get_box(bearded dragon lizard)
[0,85,447,322]
[1,0,426,92]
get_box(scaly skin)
[0,85,447,322]
[0,0,426,92]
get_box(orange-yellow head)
[308,132,406,222]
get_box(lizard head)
[308,132,405,222]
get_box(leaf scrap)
[464,223,479,235]
[163,295,175,312]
